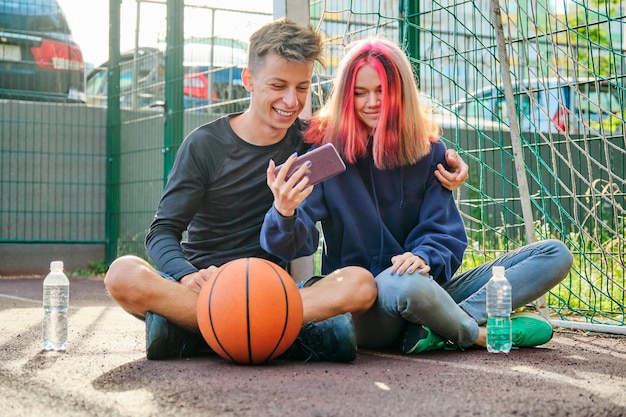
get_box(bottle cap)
[492,265,505,275]
[50,261,64,271]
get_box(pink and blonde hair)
[304,37,440,169]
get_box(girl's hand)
[435,149,469,191]
[266,153,314,217]
[391,252,430,276]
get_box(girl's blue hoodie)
[260,139,468,285]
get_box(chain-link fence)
[308,0,625,331]
[1,0,624,332]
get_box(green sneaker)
[399,323,447,354]
[511,312,553,347]
[145,311,208,360]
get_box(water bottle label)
[43,285,69,310]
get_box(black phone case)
[274,143,346,186]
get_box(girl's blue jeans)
[354,239,573,349]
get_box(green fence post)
[406,0,420,88]
[163,0,185,184]
[105,0,122,265]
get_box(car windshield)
[0,0,70,33]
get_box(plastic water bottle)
[486,265,512,353]
[43,261,69,351]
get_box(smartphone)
[274,143,346,186]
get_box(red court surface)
[1,277,625,417]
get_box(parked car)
[451,77,624,135]
[0,0,85,103]
[86,47,164,109]
[86,43,248,112]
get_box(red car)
[184,71,218,101]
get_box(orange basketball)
[196,257,303,364]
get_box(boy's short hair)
[248,18,323,73]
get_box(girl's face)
[353,64,382,130]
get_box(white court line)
[0,293,83,310]
[362,350,527,376]
[513,366,626,407]
[362,350,626,407]
[0,294,40,304]
[554,336,626,360]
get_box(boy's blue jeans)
[354,239,573,349]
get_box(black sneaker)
[145,311,207,360]
[399,323,459,354]
[399,323,446,354]
[282,313,357,362]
